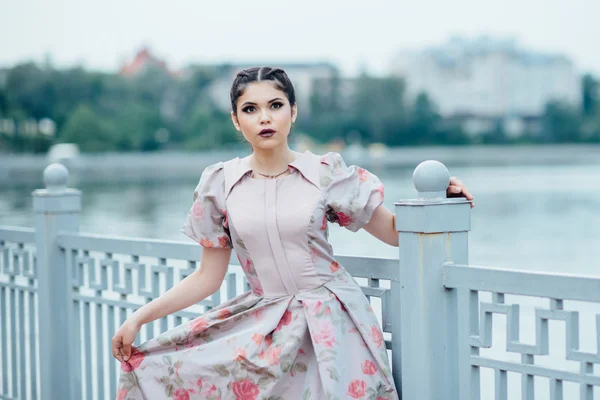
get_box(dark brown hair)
[230,67,296,116]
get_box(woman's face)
[231,81,297,151]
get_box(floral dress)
[116,151,399,400]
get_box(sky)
[2,0,599,77]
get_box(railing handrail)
[335,254,400,280]
[0,226,36,243]
[444,262,600,302]
[56,231,401,280]
[470,356,600,386]
[0,226,401,281]
[58,231,205,262]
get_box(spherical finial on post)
[413,160,450,199]
[43,163,69,193]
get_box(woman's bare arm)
[112,247,231,361]
[129,247,232,327]
[362,205,399,247]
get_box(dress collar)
[289,150,320,189]
[223,150,320,198]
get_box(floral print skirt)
[116,271,399,399]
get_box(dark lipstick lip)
[259,129,275,134]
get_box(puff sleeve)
[180,162,232,248]
[322,152,385,232]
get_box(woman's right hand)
[111,318,141,362]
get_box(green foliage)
[113,103,162,151]
[0,133,53,153]
[1,61,599,152]
[5,63,54,120]
[405,93,444,145]
[581,74,600,142]
[183,107,239,150]
[351,73,408,144]
[582,74,599,118]
[541,101,582,143]
[59,104,117,152]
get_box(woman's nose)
[259,110,271,124]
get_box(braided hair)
[230,67,296,116]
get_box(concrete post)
[394,160,471,400]
[33,163,81,400]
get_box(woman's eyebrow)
[241,98,284,107]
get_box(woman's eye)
[271,102,283,109]
[242,106,255,113]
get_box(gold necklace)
[250,153,296,179]
[254,168,289,179]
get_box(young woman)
[111,66,473,399]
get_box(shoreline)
[1,143,598,185]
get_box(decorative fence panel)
[58,232,247,400]
[1,224,401,400]
[0,228,38,400]
[445,263,600,400]
[56,233,401,400]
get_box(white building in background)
[390,37,582,135]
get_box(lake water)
[2,159,599,275]
[1,151,600,398]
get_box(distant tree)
[406,92,441,144]
[114,103,163,151]
[5,63,54,120]
[351,73,408,145]
[59,105,117,152]
[580,74,600,142]
[541,101,582,143]
[301,70,349,143]
[49,68,107,129]
[0,87,7,114]
[479,120,509,145]
[128,66,173,106]
[593,113,600,142]
[183,106,239,150]
[582,74,600,118]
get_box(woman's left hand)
[447,177,475,208]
